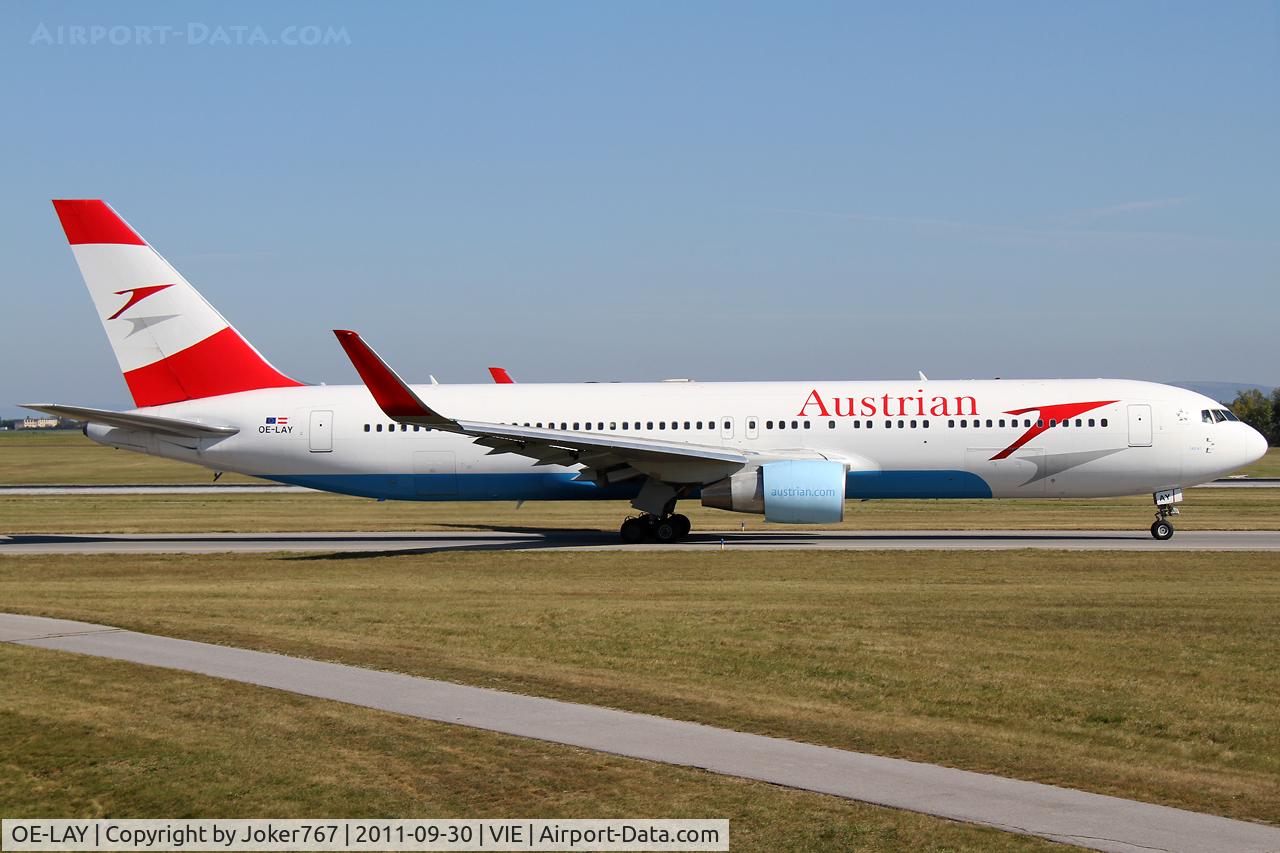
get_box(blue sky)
[2,1,1277,415]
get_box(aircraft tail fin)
[51,199,302,408]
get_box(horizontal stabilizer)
[20,404,238,438]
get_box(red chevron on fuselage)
[991,400,1118,460]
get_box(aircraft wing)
[334,330,757,485]
[20,404,239,439]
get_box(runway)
[2,529,1278,554]
[2,612,1276,853]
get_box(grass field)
[0,645,1052,851]
[3,550,1277,826]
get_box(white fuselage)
[86,378,1264,504]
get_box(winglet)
[332,330,453,426]
[489,366,515,384]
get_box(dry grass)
[2,549,1277,825]
[0,645,1052,851]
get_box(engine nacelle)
[702,460,846,523]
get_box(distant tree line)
[1231,389,1280,446]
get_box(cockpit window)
[1219,409,1239,422]
[1202,409,1214,424]
[1211,409,1226,423]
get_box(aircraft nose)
[1243,424,1268,466]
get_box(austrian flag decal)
[259,416,292,435]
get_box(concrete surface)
[1,529,1278,554]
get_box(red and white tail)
[52,200,302,408]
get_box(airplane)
[25,200,1268,543]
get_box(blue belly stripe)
[846,470,992,499]
[262,470,992,501]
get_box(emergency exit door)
[309,410,333,452]
[1127,404,1152,447]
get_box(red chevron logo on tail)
[108,284,174,320]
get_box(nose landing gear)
[619,513,691,543]
[1150,488,1182,540]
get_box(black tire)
[653,519,679,543]
[1151,520,1174,540]
[620,518,646,543]
[670,513,691,538]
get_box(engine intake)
[702,460,846,523]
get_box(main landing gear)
[620,513,692,543]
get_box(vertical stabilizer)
[52,199,301,407]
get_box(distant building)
[19,416,61,430]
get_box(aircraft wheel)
[1150,520,1174,540]
[670,513,691,539]
[620,517,647,544]
[652,518,679,543]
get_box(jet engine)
[702,460,846,523]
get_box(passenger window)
[696,421,703,429]
[1050,419,1057,427]
[376,424,383,432]
[885,420,892,429]
[828,420,835,429]
[609,422,616,430]
[659,422,666,430]
[1075,419,1082,427]
[621,422,628,430]
[853,421,861,429]
[960,420,967,428]
[949,420,955,428]
[804,421,811,429]
[898,420,905,428]
[748,420,756,430]
[922,420,929,429]
[363,424,370,432]
[985,419,992,427]
[866,420,873,429]
[1037,420,1044,428]
[910,420,917,428]
[1087,419,1094,427]
[1101,419,1108,427]
[778,421,786,430]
